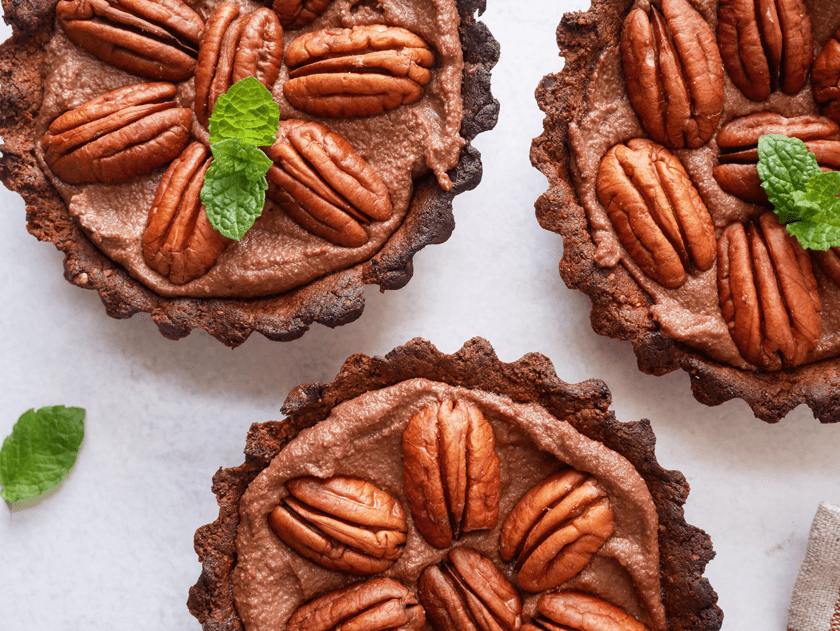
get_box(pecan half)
[718,0,813,102]
[717,212,821,370]
[813,28,840,124]
[499,469,614,594]
[268,476,407,574]
[620,0,724,149]
[286,578,425,631]
[402,400,500,549]
[42,82,192,185]
[715,113,840,203]
[194,5,284,127]
[142,142,232,285]
[56,0,203,82]
[523,592,649,631]
[265,119,392,247]
[814,247,840,286]
[418,548,522,631]
[283,25,434,117]
[272,0,331,29]
[596,138,717,289]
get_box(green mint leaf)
[786,219,840,251]
[757,134,822,224]
[785,171,840,250]
[0,406,85,502]
[201,138,272,241]
[208,76,279,146]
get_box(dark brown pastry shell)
[0,0,499,347]
[188,337,722,631]
[531,0,840,423]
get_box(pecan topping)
[283,25,434,117]
[714,113,840,204]
[56,0,203,82]
[286,578,425,631]
[813,27,840,124]
[142,142,232,285]
[42,82,192,185]
[596,138,717,289]
[418,548,522,631]
[523,591,649,631]
[401,400,500,549]
[620,0,724,149]
[814,247,840,287]
[194,5,284,127]
[717,212,821,370]
[718,0,813,102]
[271,0,331,29]
[268,476,407,574]
[265,119,392,247]
[499,469,614,593]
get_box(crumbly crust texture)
[531,0,840,423]
[188,337,722,631]
[0,0,499,347]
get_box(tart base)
[188,337,722,631]
[0,0,499,347]
[531,0,840,424]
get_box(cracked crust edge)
[0,0,500,348]
[530,0,840,424]
[187,336,722,631]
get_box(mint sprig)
[757,134,840,250]
[0,406,85,502]
[202,77,279,241]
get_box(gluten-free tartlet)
[0,0,498,345]
[189,338,721,631]
[533,0,840,422]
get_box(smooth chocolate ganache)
[34,0,466,298]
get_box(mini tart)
[0,0,498,347]
[188,337,721,630]
[532,0,840,423]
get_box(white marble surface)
[0,2,838,629]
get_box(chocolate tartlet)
[189,338,721,631]
[0,0,498,346]
[532,0,840,422]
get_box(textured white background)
[1,2,838,629]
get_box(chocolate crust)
[0,0,499,348]
[531,0,840,424]
[188,337,722,631]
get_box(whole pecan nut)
[271,0,331,29]
[194,5,284,127]
[522,591,649,631]
[42,82,192,185]
[418,548,522,631]
[268,476,407,574]
[620,0,724,149]
[717,211,821,370]
[814,247,840,286]
[142,142,232,285]
[402,400,500,549]
[718,0,813,102]
[283,25,434,117]
[813,27,840,124]
[596,138,717,289]
[265,119,392,247]
[499,469,614,594]
[56,0,204,82]
[286,578,425,631]
[714,113,840,203]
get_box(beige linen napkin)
[787,502,840,631]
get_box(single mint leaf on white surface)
[201,137,272,241]
[0,406,85,502]
[208,76,280,146]
[757,134,821,224]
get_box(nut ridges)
[271,0,332,29]
[268,475,408,574]
[813,27,840,124]
[523,591,650,631]
[401,399,501,549]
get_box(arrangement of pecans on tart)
[533,0,840,422]
[0,0,498,345]
[189,338,721,631]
